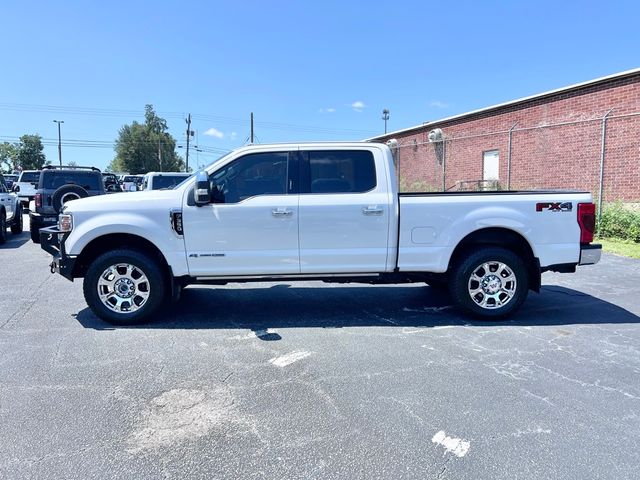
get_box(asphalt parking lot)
[1,216,639,479]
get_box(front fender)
[65,212,189,276]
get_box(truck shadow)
[0,230,30,249]
[74,284,640,335]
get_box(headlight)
[59,214,73,232]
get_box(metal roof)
[367,67,640,140]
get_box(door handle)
[362,206,383,216]
[272,209,293,218]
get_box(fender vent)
[171,210,184,236]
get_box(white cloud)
[429,100,449,109]
[351,101,366,112]
[203,128,224,139]
[318,107,337,114]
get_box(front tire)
[11,205,23,234]
[83,249,166,325]
[450,247,529,319]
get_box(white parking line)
[269,350,312,367]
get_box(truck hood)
[63,189,182,213]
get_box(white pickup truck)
[40,141,601,325]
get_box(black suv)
[29,166,105,243]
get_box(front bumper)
[579,243,602,266]
[40,226,76,281]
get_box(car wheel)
[0,212,6,244]
[83,249,166,326]
[30,222,40,243]
[10,205,23,234]
[450,247,529,319]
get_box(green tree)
[16,134,48,170]
[110,105,185,173]
[0,142,18,173]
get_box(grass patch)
[597,237,640,259]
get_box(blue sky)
[1,0,638,171]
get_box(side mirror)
[194,170,210,206]
[12,185,20,193]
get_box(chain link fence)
[392,112,640,204]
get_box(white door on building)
[483,150,500,181]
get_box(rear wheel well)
[448,228,540,292]
[73,234,171,282]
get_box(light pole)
[382,109,390,134]
[53,120,64,166]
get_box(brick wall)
[374,74,640,202]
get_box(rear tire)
[450,247,529,319]
[30,223,40,243]
[83,249,166,326]
[10,205,23,234]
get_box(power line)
[0,102,378,136]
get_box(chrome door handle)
[272,209,293,217]
[362,206,383,216]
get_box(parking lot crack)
[533,364,640,400]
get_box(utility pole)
[250,112,254,144]
[382,109,390,134]
[158,138,162,172]
[185,113,192,172]
[53,120,64,166]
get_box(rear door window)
[300,150,376,194]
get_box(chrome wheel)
[97,263,150,313]
[467,261,517,310]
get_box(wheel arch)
[448,227,541,292]
[72,233,172,282]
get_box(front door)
[182,151,300,276]
[298,149,390,273]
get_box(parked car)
[0,173,23,243]
[40,141,602,325]
[142,172,191,190]
[30,165,105,243]
[120,175,144,192]
[102,173,122,193]
[13,170,41,209]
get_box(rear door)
[298,148,390,273]
[182,151,300,276]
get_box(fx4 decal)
[536,202,573,212]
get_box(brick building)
[370,68,640,203]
